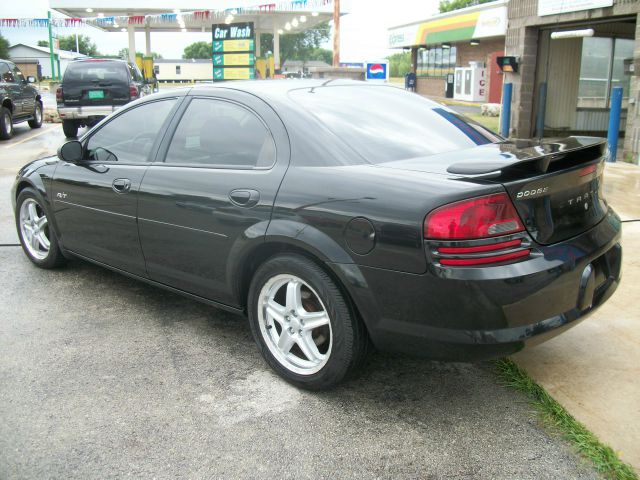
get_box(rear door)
[137,91,290,305]
[61,61,131,108]
[11,64,35,117]
[52,97,181,274]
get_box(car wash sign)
[212,22,255,81]
[365,61,389,82]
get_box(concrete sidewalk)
[514,161,640,472]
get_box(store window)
[577,37,634,108]
[417,46,457,77]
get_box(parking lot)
[0,122,613,479]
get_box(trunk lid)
[377,137,608,245]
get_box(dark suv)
[57,59,150,138]
[0,59,43,140]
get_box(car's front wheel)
[62,120,78,138]
[28,102,43,129]
[248,254,369,390]
[15,188,66,268]
[0,106,14,140]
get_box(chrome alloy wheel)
[258,274,333,375]
[19,198,50,260]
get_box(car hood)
[373,137,605,177]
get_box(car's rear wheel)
[62,120,78,138]
[16,189,66,268]
[0,106,14,140]
[28,102,43,129]
[248,254,368,390]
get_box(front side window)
[12,66,25,83]
[86,99,176,163]
[0,63,15,83]
[165,98,276,168]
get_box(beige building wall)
[505,0,639,162]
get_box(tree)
[118,48,163,60]
[439,0,494,13]
[0,33,9,59]
[37,40,49,47]
[387,51,411,78]
[259,22,330,67]
[307,48,333,65]
[57,34,99,56]
[183,41,212,59]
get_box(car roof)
[188,79,398,100]
[70,58,130,64]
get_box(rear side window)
[86,99,176,163]
[164,98,276,168]
[289,86,502,163]
[128,63,143,82]
[63,61,128,85]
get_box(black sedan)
[12,81,622,390]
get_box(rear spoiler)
[447,137,606,176]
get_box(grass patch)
[495,358,637,480]
[465,113,500,133]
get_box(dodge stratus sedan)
[12,81,622,389]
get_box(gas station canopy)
[49,0,337,67]
[49,0,334,34]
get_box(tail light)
[425,192,530,266]
[425,193,524,240]
[129,84,138,99]
[56,87,63,102]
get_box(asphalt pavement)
[0,122,599,479]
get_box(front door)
[137,92,290,306]
[11,64,35,118]
[52,97,180,275]
[0,62,23,116]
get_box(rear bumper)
[333,209,622,361]
[57,105,122,120]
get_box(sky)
[0,0,439,61]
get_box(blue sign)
[366,62,388,81]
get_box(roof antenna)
[310,78,335,93]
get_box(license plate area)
[88,90,104,99]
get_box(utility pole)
[332,0,340,67]
[47,11,56,80]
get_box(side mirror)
[27,76,36,83]
[57,140,83,163]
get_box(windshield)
[289,85,502,163]
[63,61,128,85]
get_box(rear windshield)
[63,61,128,85]
[289,85,502,163]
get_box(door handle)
[229,189,260,208]
[112,178,132,194]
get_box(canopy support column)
[127,24,136,64]
[273,24,280,72]
[145,25,151,56]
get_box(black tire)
[248,254,369,390]
[15,188,66,269]
[28,101,43,129]
[0,106,14,140]
[62,120,78,138]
